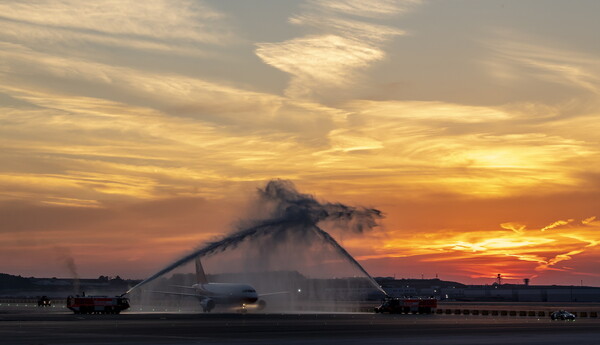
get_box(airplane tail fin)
[195,257,208,285]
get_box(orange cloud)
[500,222,527,234]
[540,219,574,232]
[347,216,600,283]
[582,216,597,225]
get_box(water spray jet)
[127,180,387,298]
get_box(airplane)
[151,258,278,312]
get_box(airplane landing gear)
[201,299,215,313]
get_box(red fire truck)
[374,297,437,314]
[66,295,130,314]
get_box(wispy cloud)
[500,222,526,234]
[486,35,600,95]
[0,0,231,50]
[257,35,386,98]
[0,78,350,205]
[582,216,597,225]
[256,0,417,99]
[289,13,405,42]
[315,0,421,18]
[540,219,574,232]
[0,43,345,137]
[312,99,594,197]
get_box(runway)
[1,308,599,345]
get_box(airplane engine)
[200,298,215,312]
[256,300,266,311]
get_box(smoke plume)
[54,246,80,294]
[127,179,384,294]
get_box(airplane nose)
[245,293,258,303]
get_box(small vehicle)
[66,295,130,314]
[550,310,576,321]
[374,297,437,314]
[37,296,51,307]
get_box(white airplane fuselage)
[192,283,258,304]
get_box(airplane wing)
[258,291,289,297]
[150,290,206,298]
[169,285,197,290]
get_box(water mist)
[127,180,386,312]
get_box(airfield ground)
[1,305,600,345]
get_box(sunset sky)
[1,0,599,286]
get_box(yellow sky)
[0,0,599,284]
